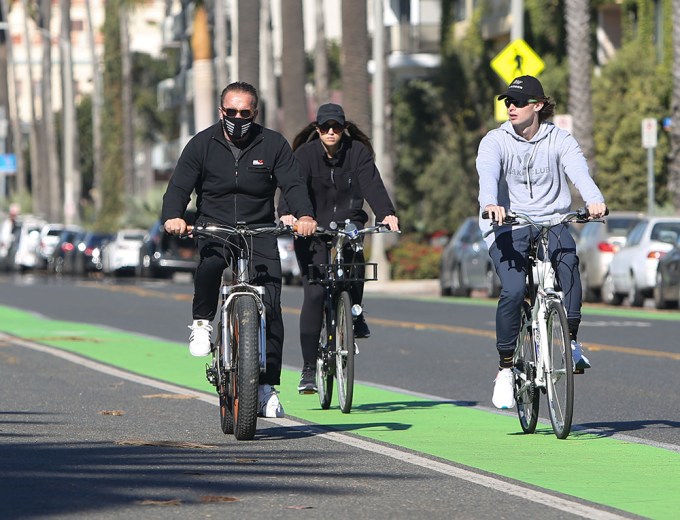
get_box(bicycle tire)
[544,299,574,439]
[231,297,260,441]
[215,323,234,435]
[316,301,333,409]
[335,291,355,413]
[514,302,539,433]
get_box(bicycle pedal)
[354,343,360,355]
[573,368,584,375]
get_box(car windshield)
[607,217,640,236]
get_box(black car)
[653,233,680,309]
[73,231,115,274]
[137,214,198,279]
[49,227,84,274]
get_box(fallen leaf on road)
[99,410,125,416]
[115,439,217,449]
[136,499,182,506]
[286,505,315,510]
[200,495,239,503]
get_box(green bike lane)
[2,304,678,519]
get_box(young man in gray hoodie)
[476,75,608,409]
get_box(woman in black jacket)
[279,103,399,394]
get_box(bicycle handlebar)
[183,223,294,240]
[481,208,608,238]
[314,221,399,238]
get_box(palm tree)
[191,3,214,132]
[341,0,370,131]
[84,0,103,211]
[669,0,680,208]
[260,0,278,129]
[120,1,134,196]
[565,0,596,176]
[313,0,329,105]
[280,0,307,142]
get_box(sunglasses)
[504,98,538,108]
[318,122,344,133]
[221,107,254,118]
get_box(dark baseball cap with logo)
[497,75,545,103]
[316,103,346,126]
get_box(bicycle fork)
[219,286,268,372]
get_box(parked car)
[278,235,301,285]
[576,211,643,302]
[137,215,198,279]
[76,231,115,274]
[101,228,146,275]
[653,235,680,309]
[602,216,680,306]
[439,216,500,297]
[35,223,67,269]
[49,227,84,274]
[8,216,47,271]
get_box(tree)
[341,0,370,131]
[280,0,307,141]
[313,0,329,105]
[237,0,260,86]
[565,0,596,175]
[84,0,103,212]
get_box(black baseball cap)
[498,75,545,103]
[316,103,346,126]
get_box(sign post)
[641,118,657,215]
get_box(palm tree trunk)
[214,0,229,88]
[120,3,135,196]
[314,0,329,105]
[280,0,307,142]
[669,0,680,207]
[237,0,260,87]
[39,0,61,221]
[260,0,278,129]
[60,0,81,224]
[565,0,596,176]
[84,0,103,211]
[341,0,370,132]
[191,4,214,132]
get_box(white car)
[35,223,69,269]
[101,229,146,275]
[602,216,680,306]
[11,216,47,271]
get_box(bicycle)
[310,220,397,413]
[483,208,604,439]
[191,222,291,441]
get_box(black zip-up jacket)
[278,137,395,228]
[162,122,314,225]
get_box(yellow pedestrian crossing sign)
[491,39,545,85]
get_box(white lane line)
[5,333,630,520]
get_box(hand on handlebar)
[164,218,188,235]
[483,205,507,225]
[379,215,400,231]
[294,215,317,236]
[586,202,608,219]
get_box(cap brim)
[498,92,535,102]
[317,116,345,126]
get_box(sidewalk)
[364,278,439,297]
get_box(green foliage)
[387,234,442,280]
[121,186,166,229]
[592,40,671,211]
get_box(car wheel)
[485,266,500,298]
[628,273,645,307]
[450,265,468,297]
[653,271,671,309]
[601,272,623,306]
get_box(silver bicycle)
[484,208,603,439]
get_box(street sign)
[642,118,658,148]
[0,154,16,174]
[491,39,545,85]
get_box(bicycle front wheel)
[231,297,260,441]
[215,324,234,435]
[514,302,539,433]
[544,299,574,439]
[335,291,355,413]
[316,300,333,409]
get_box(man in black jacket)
[162,81,317,418]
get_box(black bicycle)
[310,220,396,413]
[192,223,290,440]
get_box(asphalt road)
[1,272,678,519]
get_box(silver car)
[602,216,680,306]
[576,211,642,302]
[439,217,500,297]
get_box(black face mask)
[222,116,253,140]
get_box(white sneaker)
[571,340,592,371]
[188,320,212,357]
[492,368,516,409]
[258,384,285,418]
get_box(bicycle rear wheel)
[335,291,355,413]
[514,302,539,433]
[230,297,260,440]
[544,299,574,439]
[316,301,333,409]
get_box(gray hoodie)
[477,120,604,246]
